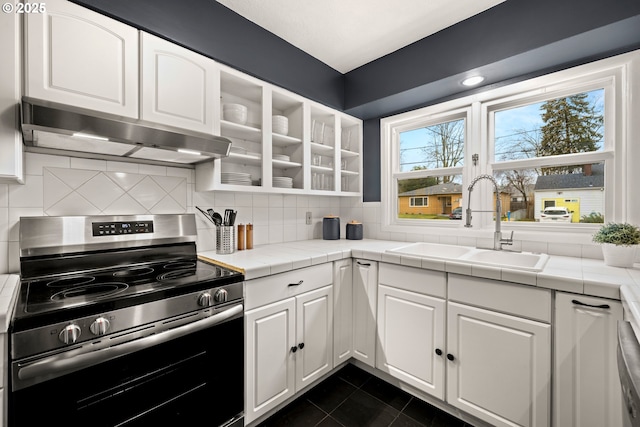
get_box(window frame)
[380,52,634,238]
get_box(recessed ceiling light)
[462,76,485,86]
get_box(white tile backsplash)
[0,152,622,274]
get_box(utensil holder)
[216,226,236,254]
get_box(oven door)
[9,305,244,427]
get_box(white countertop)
[0,275,20,333]
[199,238,640,301]
[1,241,637,336]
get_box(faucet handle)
[502,230,514,244]
[464,208,473,228]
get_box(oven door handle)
[18,303,243,381]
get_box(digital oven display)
[92,221,154,236]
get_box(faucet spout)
[465,174,513,250]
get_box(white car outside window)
[540,207,572,222]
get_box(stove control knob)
[90,317,111,336]
[214,288,228,303]
[59,324,81,345]
[198,292,212,307]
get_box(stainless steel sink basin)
[459,250,549,272]
[387,242,475,260]
[387,242,549,272]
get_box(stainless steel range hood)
[21,97,232,164]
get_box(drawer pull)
[356,261,371,266]
[571,299,610,309]
[447,353,455,361]
[298,343,305,350]
[435,349,443,356]
[288,280,303,287]
[291,346,297,353]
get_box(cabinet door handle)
[356,261,371,266]
[571,299,610,309]
[288,280,303,287]
[435,349,443,356]
[447,354,455,361]
[290,346,298,353]
[298,343,305,350]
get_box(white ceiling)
[216,0,506,73]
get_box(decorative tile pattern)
[44,167,187,216]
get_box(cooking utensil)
[224,209,236,226]
[212,212,222,226]
[196,206,216,225]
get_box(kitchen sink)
[387,242,549,272]
[387,242,475,260]
[459,249,549,272]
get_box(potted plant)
[592,222,640,267]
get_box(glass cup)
[312,154,322,166]
[311,120,325,144]
[341,128,351,151]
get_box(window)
[381,51,633,235]
[410,197,428,207]
[389,110,467,222]
[488,86,610,224]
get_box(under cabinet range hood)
[20,97,232,164]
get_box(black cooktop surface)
[12,259,243,331]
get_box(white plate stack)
[273,176,293,188]
[222,172,252,186]
[223,104,248,125]
[272,115,289,135]
[273,154,290,162]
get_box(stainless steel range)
[9,214,244,427]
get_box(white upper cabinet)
[140,32,216,133]
[24,0,138,117]
[0,8,23,183]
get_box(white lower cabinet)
[353,259,378,367]
[375,267,551,427]
[333,259,353,366]
[447,302,551,427]
[376,263,446,398]
[554,292,623,427]
[447,274,551,427]
[377,284,446,398]
[244,264,333,425]
[245,298,296,424]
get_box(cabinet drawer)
[379,263,446,299]
[245,263,333,310]
[448,274,551,323]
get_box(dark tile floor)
[256,364,474,427]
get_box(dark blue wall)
[72,0,640,202]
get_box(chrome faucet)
[464,174,513,250]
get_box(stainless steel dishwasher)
[618,321,640,427]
